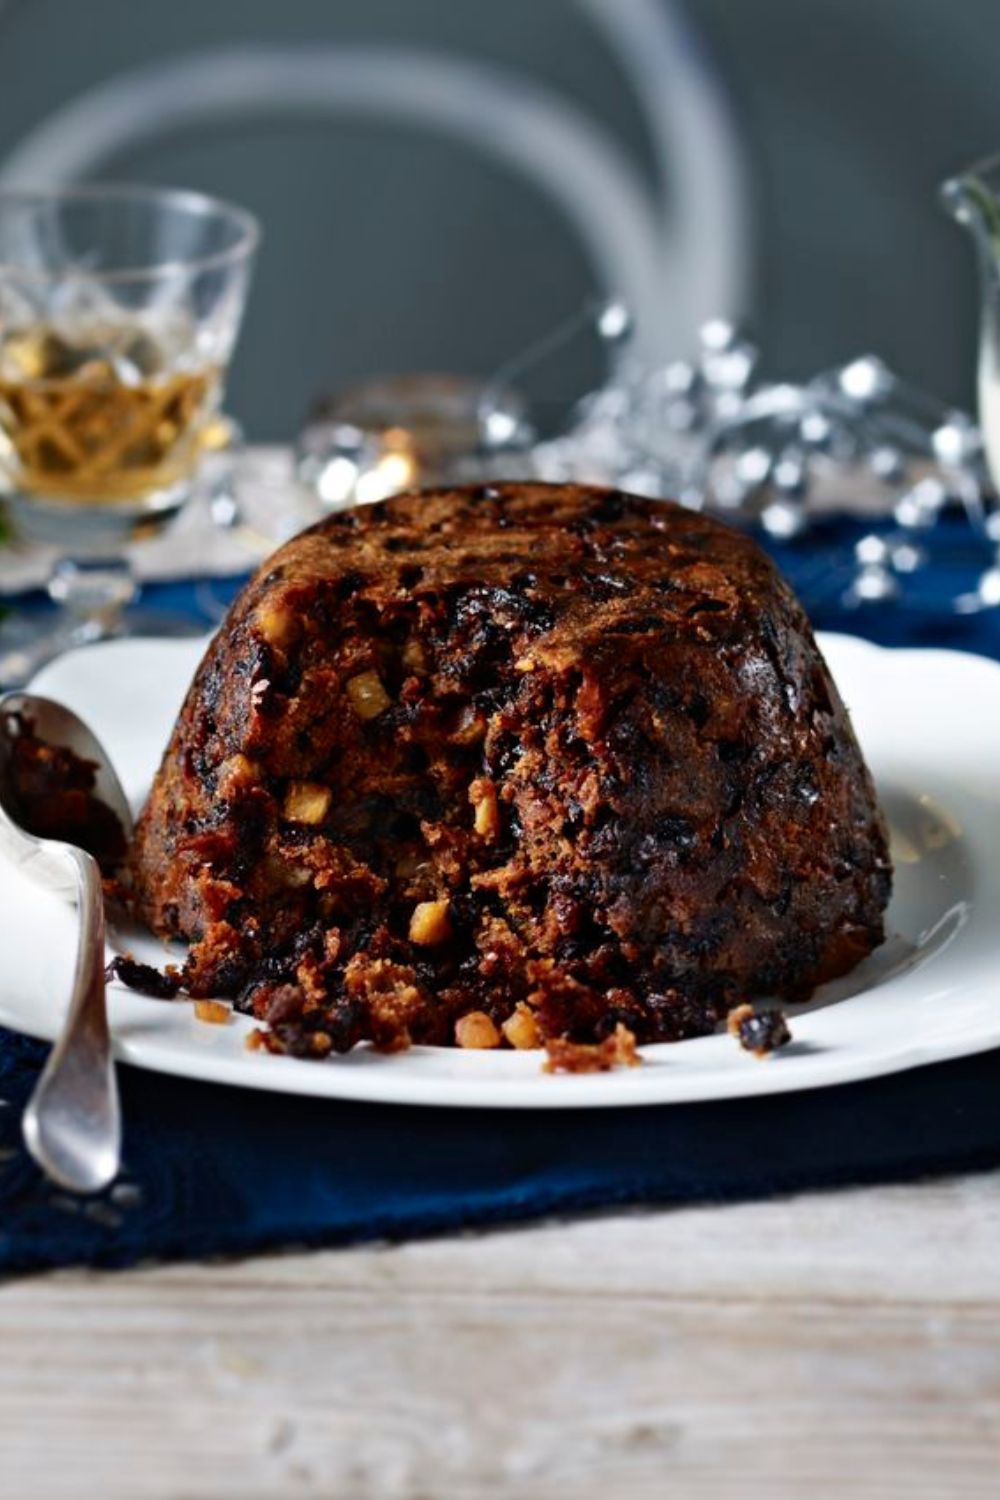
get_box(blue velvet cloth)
[3,511,1000,1275]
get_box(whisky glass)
[0,185,257,680]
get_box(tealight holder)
[295,373,533,511]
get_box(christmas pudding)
[130,482,892,1055]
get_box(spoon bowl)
[0,692,133,1193]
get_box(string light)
[295,309,999,614]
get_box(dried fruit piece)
[346,670,391,720]
[455,1011,501,1048]
[394,848,431,884]
[450,708,486,746]
[727,1003,792,1057]
[105,955,181,1000]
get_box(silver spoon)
[0,692,133,1193]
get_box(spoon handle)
[22,845,121,1193]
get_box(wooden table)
[2,1172,998,1499]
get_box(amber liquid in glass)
[0,325,220,504]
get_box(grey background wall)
[0,0,992,437]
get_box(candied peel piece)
[346,670,392,720]
[543,1023,641,1075]
[194,998,231,1025]
[455,1011,501,1049]
[409,898,452,946]
[501,1002,540,1050]
[256,601,301,649]
[282,780,332,824]
[216,754,261,798]
[469,776,501,840]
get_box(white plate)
[1,632,997,1109]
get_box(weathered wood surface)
[2,1174,999,1499]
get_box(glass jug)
[942,153,1000,485]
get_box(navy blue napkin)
[3,1028,1000,1275]
[2,510,999,1274]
